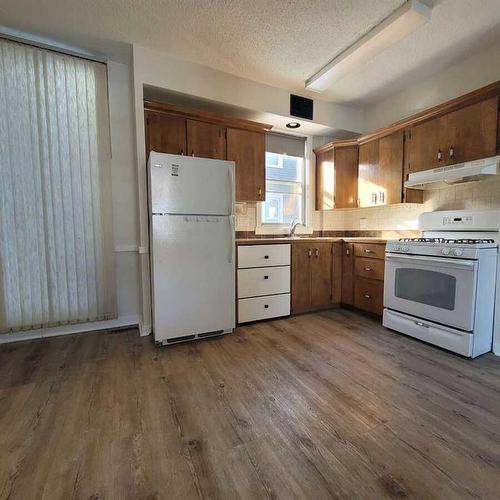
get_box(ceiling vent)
[290,94,313,120]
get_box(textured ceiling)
[2,0,500,105]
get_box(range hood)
[405,155,500,190]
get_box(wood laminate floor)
[1,309,500,499]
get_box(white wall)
[365,34,500,130]
[108,61,140,321]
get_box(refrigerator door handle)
[229,215,236,263]
[228,165,235,216]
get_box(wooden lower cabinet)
[354,277,384,315]
[343,242,386,316]
[341,242,354,305]
[291,242,336,314]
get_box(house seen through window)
[261,134,306,225]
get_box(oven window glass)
[394,269,456,310]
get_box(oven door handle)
[385,252,477,270]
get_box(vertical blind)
[0,39,116,333]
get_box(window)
[261,134,306,226]
[0,39,116,334]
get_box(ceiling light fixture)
[305,0,431,93]
[286,122,301,129]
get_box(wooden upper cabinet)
[407,97,499,173]
[379,131,404,205]
[443,97,498,165]
[315,148,334,210]
[358,140,380,207]
[145,111,186,156]
[186,119,226,159]
[227,128,265,202]
[358,131,404,207]
[315,144,358,210]
[406,117,444,173]
[334,146,358,208]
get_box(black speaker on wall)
[290,94,313,120]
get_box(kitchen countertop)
[236,237,388,245]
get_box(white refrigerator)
[148,152,236,345]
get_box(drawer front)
[238,294,290,323]
[355,257,385,281]
[353,243,385,260]
[238,266,290,298]
[238,244,291,268]
[354,277,384,315]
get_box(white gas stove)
[383,210,500,358]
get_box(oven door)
[384,253,478,331]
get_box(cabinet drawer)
[238,294,290,323]
[354,277,384,315]
[355,257,385,281]
[353,243,385,260]
[238,266,290,298]
[238,244,291,268]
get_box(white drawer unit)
[238,266,290,299]
[237,244,291,324]
[238,294,291,323]
[238,244,291,269]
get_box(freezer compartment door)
[149,152,234,215]
[151,214,235,342]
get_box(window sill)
[255,224,314,236]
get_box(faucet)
[289,219,304,238]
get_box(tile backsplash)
[236,178,500,236]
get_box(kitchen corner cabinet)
[358,131,405,207]
[406,97,499,173]
[227,128,265,202]
[315,143,358,210]
[291,242,333,314]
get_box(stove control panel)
[442,215,473,226]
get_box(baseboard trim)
[0,315,140,345]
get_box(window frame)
[256,136,313,236]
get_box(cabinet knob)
[346,248,350,256]
[449,145,454,160]
[315,248,319,257]
[258,187,262,197]
[364,249,373,253]
[191,150,194,157]
[363,294,372,299]
[437,149,443,162]
[364,267,372,271]
[308,249,312,258]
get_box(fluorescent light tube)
[305,0,431,92]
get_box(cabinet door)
[186,119,226,159]
[331,242,342,304]
[291,243,312,314]
[358,140,380,207]
[334,146,358,208]
[379,131,404,205]
[227,128,265,202]
[145,111,186,156]
[443,97,498,165]
[407,116,446,173]
[341,243,354,305]
[311,243,332,309]
[315,148,335,210]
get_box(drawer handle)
[264,255,269,259]
[364,249,373,253]
[264,275,269,280]
[364,267,372,271]
[315,248,319,257]
[415,321,429,328]
[363,294,371,299]
[264,304,269,309]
